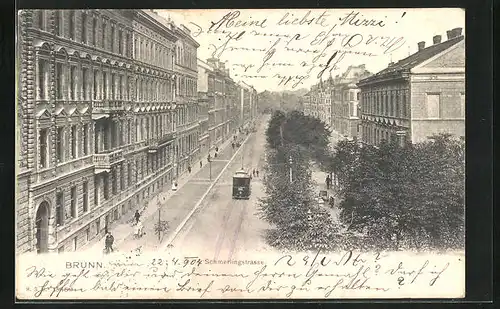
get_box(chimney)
[417,41,426,51]
[206,58,217,68]
[446,30,454,40]
[433,35,442,44]
[451,27,463,37]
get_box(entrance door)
[105,214,110,233]
[35,202,49,253]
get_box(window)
[71,125,77,158]
[120,165,124,191]
[83,124,88,155]
[69,11,75,40]
[102,22,106,49]
[92,18,97,46]
[93,70,98,100]
[81,13,87,43]
[83,181,88,212]
[111,25,115,53]
[69,66,76,100]
[38,11,45,30]
[103,72,107,99]
[112,169,117,195]
[118,30,122,54]
[39,128,48,168]
[70,186,76,218]
[111,74,115,99]
[426,93,440,118]
[128,163,132,187]
[56,192,63,226]
[82,68,88,100]
[55,11,61,36]
[56,127,64,162]
[37,59,49,100]
[460,92,465,117]
[56,63,64,99]
[95,219,100,235]
[103,174,109,200]
[402,92,407,117]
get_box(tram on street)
[232,170,252,199]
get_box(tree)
[334,133,465,251]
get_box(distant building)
[357,27,465,146]
[331,65,371,139]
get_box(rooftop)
[359,33,464,84]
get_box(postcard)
[15,8,465,300]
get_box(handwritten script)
[17,250,464,299]
[189,9,408,88]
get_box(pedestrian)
[214,151,218,158]
[326,175,331,190]
[207,154,211,163]
[188,165,192,173]
[172,181,178,191]
[215,146,219,152]
[256,169,259,177]
[135,220,144,238]
[252,169,256,177]
[134,210,141,224]
[104,232,114,253]
[329,196,335,208]
[232,142,235,149]
[200,160,203,168]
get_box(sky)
[156,8,465,92]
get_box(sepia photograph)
[16,8,465,300]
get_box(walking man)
[256,169,259,177]
[134,210,141,225]
[326,175,331,190]
[200,160,203,168]
[188,165,192,173]
[104,232,114,253]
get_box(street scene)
[16,8,465,257]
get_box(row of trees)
[260,110,465,252]
[259,111,337,251]
[331,134,465,250]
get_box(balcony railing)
[148,138,159,153]
[92,100,124,114]
[93,149,124,173]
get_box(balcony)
[92,100,124,116]
[158,132,175,146]
[93,149,124,174]
[148,138,159,153]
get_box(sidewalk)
[310,165,341,223]
[82,133,237,253]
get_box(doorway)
[35,202,50,253]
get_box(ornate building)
[16,9,198,253]
[331,65,371,139]
[358,28,465,146]
[172,23,200,176]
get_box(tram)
[232,170,252,199]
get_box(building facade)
[16,9,199,254]
[196,58,211,156]
[331,65,371,139]
[358,28,465,146]
[173,23,200,175]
